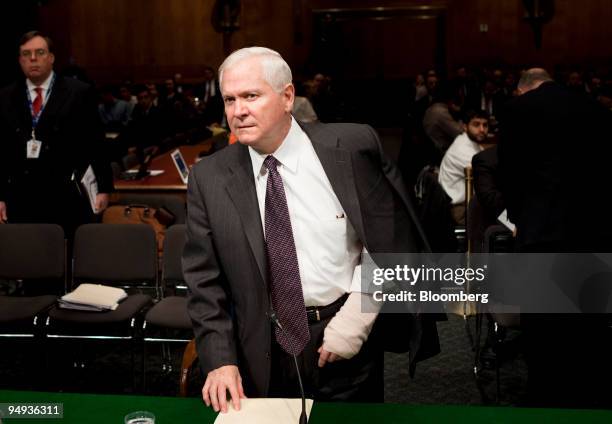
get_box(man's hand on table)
[202,365,247,413]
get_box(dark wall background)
[3,0,611,126]
[27,0,612,84]
[0,1,41,87]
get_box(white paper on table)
[214,398,314,424]
[497,209,516,232]
[123,169,165,176]
[80,165,98,213]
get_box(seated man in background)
[98,85,132,133]
[422,85,464,158]
[438,109,489,224]
[121,86,165,162]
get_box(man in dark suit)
[183,47,435,413]
[0,31,112,236]
[498,68,612,407]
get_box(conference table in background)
[1,391,612,423]
[113,130,228,195]
[113,144,209,194]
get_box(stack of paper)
[59,284,127,311]
[214,398,313,424]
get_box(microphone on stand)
[269,311,308,424]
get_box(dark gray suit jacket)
[183,121,433,396]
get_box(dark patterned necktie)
[32,87,43,117]
[263,155,310,355]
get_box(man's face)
[101,92,115,105]
[483,80,497,97]
[119,87,132,101]
[568,72,582,87]
[165,79,175,93]
[137,91,152,109]
[221,57,294,153]
[203,69,215,81]
[426,75,438,92]
[465,117,489,143]
[146,84,158,99]
[18,36,54,84]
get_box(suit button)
[265,352,270,359]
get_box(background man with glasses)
[0,31,112,239]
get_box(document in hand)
[214,398,313,424]
[59,284,128,311]
[497,209,516,232]
[80,165,99,213]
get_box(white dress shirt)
[439,132,484,204]
[248,117,362,306]
[26,71,54,106]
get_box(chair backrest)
[114,193,186,224]
[162,224,186,287]
[0,224,65,280]
[414,165,457,253]
[72,224,157,285]
[484,224,514,253]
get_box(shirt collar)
[248,117,307,178]
[26,71,54,92]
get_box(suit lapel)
[12,81,34,136]
[224,145,268,287]
[302,122,368,248]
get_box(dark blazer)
[498,81,612,249]
[183,121,436,396]
[472,145,504,223]
[0,75,112,227]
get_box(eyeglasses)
[20,49,49,58]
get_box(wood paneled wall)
[37,0,612,84]
[448,0,612,71]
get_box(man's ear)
[283,83,295,113]
[49,53,55,66]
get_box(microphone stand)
[270,311,308,424]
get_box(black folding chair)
[472,224,518,404]
[0,224,65,338]
[142,225,193,392]
[44,224,156,390]
[0,224,65,387]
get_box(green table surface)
[1,390,612,423]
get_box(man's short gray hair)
[218,47,292,93]
[518,68,553,91]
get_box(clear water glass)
[124,410,155,424]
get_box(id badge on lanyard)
[27,130,42,159]
[26,74,55,159]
